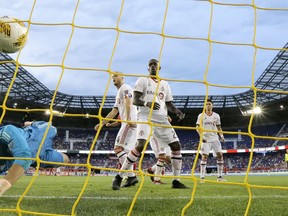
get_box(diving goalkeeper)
[0,121,69,195]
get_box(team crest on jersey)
[161,86,165,91]
[117,98,120,104]
[139,130,145,136]
[116,136,120,143]
[125,93,132,98]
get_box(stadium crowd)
[50,125,288,173]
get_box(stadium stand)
[1,43,288,129]
[0,43,288,176]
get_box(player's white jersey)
[114,84,137,122]
[196,112,221,142]
[134,77,173,122]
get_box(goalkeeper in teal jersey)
[0,121,69,195]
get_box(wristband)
[143,101,148,107]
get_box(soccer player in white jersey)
[196,99,226,182]
[94,73,138,187]
[112,59,188,190]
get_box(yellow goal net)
[0,0,287,215]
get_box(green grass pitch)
[0,175,287,216]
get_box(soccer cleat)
[200,177,205,183]
[122,176,139,188]
[217,176,227,182]
[172,180,189,189]
[146,167,155,182]
[112,174,123,190]
[153,180,167,185]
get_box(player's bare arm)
[124,96,136,128]
[4,164,25,185]
[94,107,118,131]
[167,115,172,123]
[106,121,121,127]
[0,163,25,195]
[196,124,201,137]
[216,125,225,142]
[133,91,160,110]
[196,123,207,143]
[24,121,33,127]
[166,101,185,120]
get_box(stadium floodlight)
[45,109,64,117]
[253,107,262,114]
[241,106,262,116]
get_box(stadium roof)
[0,43,288,115]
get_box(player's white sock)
[171,151,182,181]
[127,164,136,177]
[116,151,127,165]
[154,159,164,181]
[119,148,140,178]
[200,160,207,178]
[217,160,224,177]
[116,151,135,177]
[151,164,156,172]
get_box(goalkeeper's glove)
[0,179,12,196]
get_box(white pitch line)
[3,195,288,200]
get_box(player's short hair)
[148,58,159,65]
[112,72,124,78]
[207,98,213,104]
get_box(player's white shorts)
[137,118,179,147]
[115,123,137,152]
[200,140,222,155]
[150,136,171,157]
